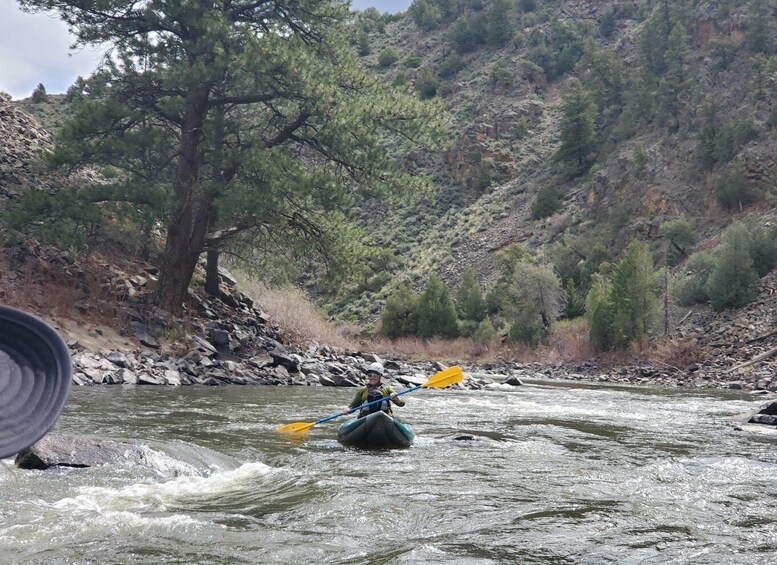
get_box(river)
[1,380,776,564]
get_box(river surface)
[1,379,776,564]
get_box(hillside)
[334,0,777,324]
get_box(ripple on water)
[2,384,776,563]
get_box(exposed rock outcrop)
[0,96,53,197]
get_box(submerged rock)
[14,434,145,470]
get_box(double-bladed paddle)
[277,365,463,434]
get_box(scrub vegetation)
[3,0,777,367]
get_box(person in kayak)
[343,362,405,418]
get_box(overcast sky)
[0,1,413,100]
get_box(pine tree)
[555,79,598,171]
[609,240,659,348]
[586,276,615,351]
[698,103,720,170]
[416,274,459,338]
[30,83,46,103]
[18,0,446,314]
[456,268,486,322]
[562,278,585,319]
[745,0,774,54]
[580,40,625,117]
[660,23,690,131]
[487,0,514,47]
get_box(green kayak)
[337,411,415,449]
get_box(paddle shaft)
[311,384,423,426]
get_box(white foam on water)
[53,461,275,513]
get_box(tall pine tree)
[555,79,598,171]
[19,0,446,314]
[416,274,459,339]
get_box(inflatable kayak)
[337,411,415,449]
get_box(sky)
[0,1,413,100]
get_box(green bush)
[393,72,408,87]
[378,48,399,68]
[415,71,439,100]
[519,59,545,82]
[507,312,543,347]
[714,165,759,211]
[438,53,464,78]
[748,223,777,276]
[531,184,561,219]
[404,55,422,69]
[659,218,696,266]
[705,222,759,311]
[473,318,498,343]
[490,61,515,89]
[673,252,716,306]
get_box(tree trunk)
[205,247,220,297]
[154,92,210,314]
[663,257,670,336]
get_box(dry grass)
[369,336,506,364]
[645,338,708,370]
[0,249,122,327]
[539,318,594,363]
[369,319,595,365]
[238,278,360,350]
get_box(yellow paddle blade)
[422,366,464,388]
[277,421,315,434]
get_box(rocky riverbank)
[2,239,775,397]
[63,266,777,394]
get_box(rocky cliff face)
[0,95,53,198]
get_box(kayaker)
[342,362,405,418]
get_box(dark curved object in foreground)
[0,306,72,459]
[337,411,415,449]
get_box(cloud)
[0,1,409,101]
[351,0,412,12]
[0,6,104,99]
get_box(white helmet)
[366,362,384,376]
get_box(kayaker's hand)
[341,407,351,415]
[390,393,399,402]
